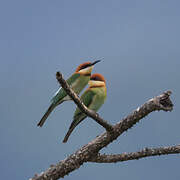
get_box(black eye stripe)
[80,64,91,70]
[90,77,102,81]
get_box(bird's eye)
[80,64,91,70]
[91,77,100,81]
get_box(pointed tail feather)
[62,116,86,143]
[37,104,55,127]
[62,127,75,143]
[63,119,79,143]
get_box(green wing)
[66,73,80,85]
[63,88,107,142]
[74,89,96,117]
[68,89,96,129]
[62,89,96,142]
[51,73,80,105]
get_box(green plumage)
[63,86,107,143]
[37,73,90,127]
[51,73,82,105]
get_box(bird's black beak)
[91,59,102,66]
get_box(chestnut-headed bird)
[63,73,107,143]
[37,61,101,127]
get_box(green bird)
[37,61,101,127]
[63,73,107,143]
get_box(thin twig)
[89,144,180,163]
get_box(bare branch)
[56,72,114,132]
[30,86,173,180]
[113,90,173,136]
[90,144,180,163]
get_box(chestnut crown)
[75,60,101,72]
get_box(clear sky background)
[1,0,180,179]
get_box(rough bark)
[90,145,180,163]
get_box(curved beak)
[91,59,103,66]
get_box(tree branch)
[89,144,180,163]
[30,73,173,180]
[56,72,114,132]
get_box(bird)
[63,73,107,143]
[37,60,101,127]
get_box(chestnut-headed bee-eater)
[63,73,107,143]
[37,61,101,127]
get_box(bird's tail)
[37,104,55,127]
[62,116,86,143]
[62,126,75,143]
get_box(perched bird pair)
[37,61,107,143]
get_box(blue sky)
[0,0,180,179]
